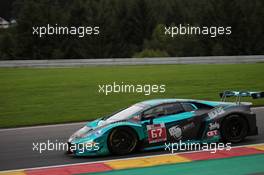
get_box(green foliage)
[0,0,264,59]
[12,0,66,59]
[144,24,205,56]
[133,49,169,58]
[0,29,16,58]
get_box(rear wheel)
[221,115,248,143]
[108,127,138,155]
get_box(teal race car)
[67,91,262,156]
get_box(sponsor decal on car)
[147,123,167,144]
[209,122,220,130]
[207,130,218,137]
[169,125,182,140]
[208,107,225,119]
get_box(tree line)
[0,0,263,59]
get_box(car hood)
[86,117,139,129]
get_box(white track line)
[252,106,264,110]
[0,107,263,132]
[0,142,264,173]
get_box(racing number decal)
[147,123,167,144]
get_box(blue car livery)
[67,91,262,156]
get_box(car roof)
[139,99,191,106]
[138,98,233,107]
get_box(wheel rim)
[225,118,246,141]
[110,130,136,153]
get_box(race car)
[67,91,262,156]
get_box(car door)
[140,102,197,147]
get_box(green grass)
[0,64,264,128]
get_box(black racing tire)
[221,114,248,143]
[108,127,138,155]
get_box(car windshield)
[104,104,145,121]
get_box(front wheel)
[221,115,248,143]
[108,127,138,155]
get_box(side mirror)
[149,116,154,124]
[141,114,156,124]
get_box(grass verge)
[0,63,263,128]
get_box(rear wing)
[220,91,264,104]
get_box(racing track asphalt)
[0,107,263,171]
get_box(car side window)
[142,103,184,119]
[163,103,184,115]
[182,103,197,112]
[143,106,164,119]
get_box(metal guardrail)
[0,55,264,68]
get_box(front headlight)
[69,126,92,142]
